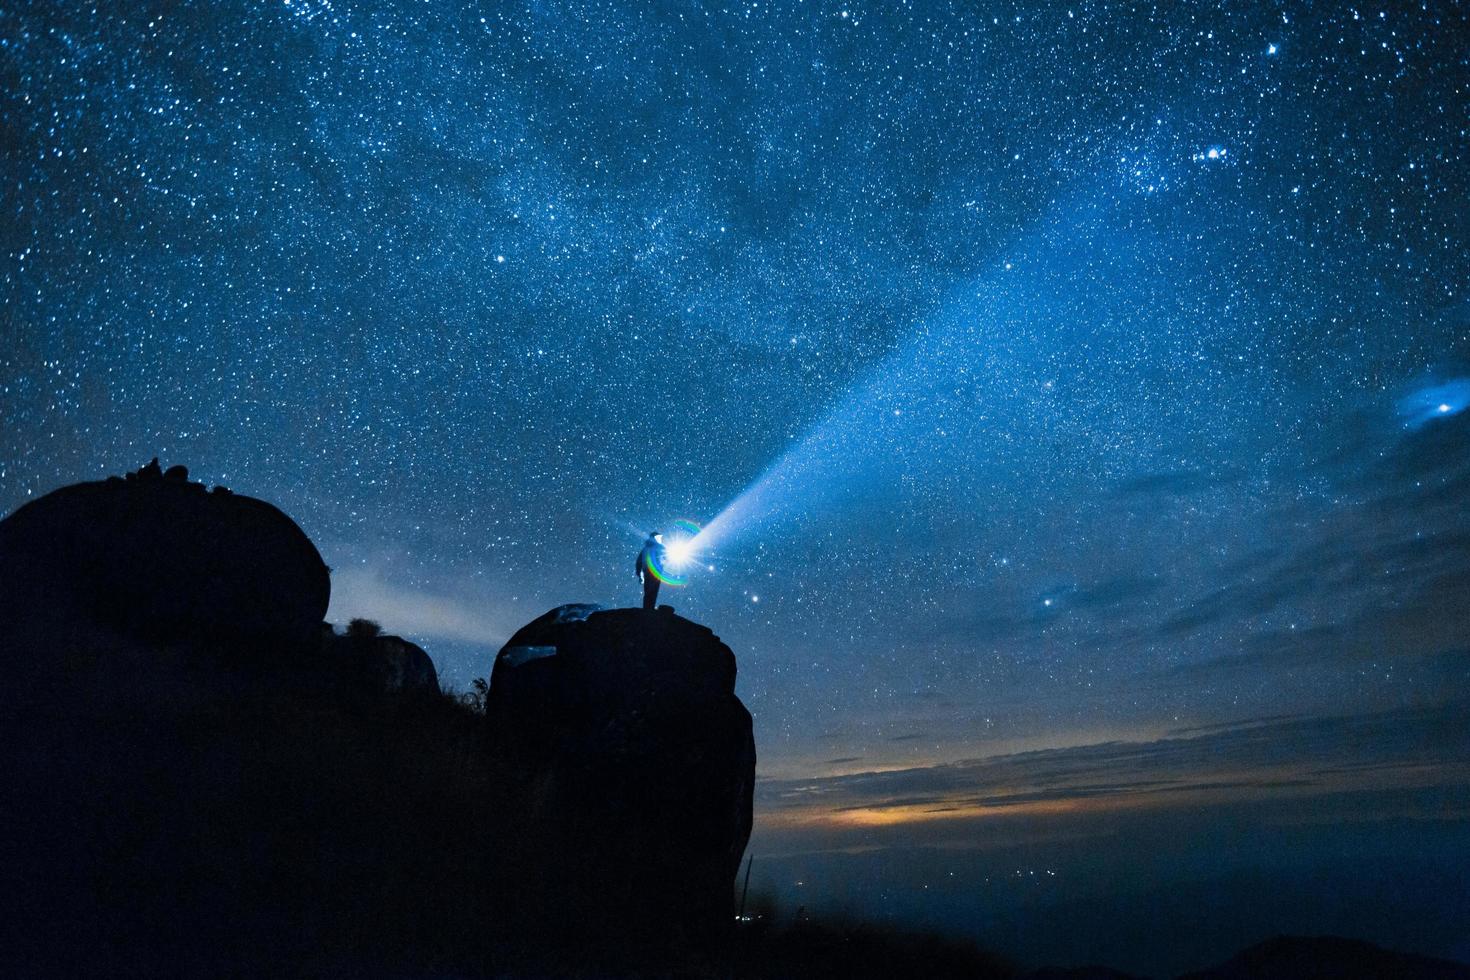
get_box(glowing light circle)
[644,518,703,587]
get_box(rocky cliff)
[0,460,328,650]
[489,603,756,953]
[0,466,756,975]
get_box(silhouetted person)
[636,531,666,611]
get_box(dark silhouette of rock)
[324,618,440,695]
[0,462,329,650]
[1022,967,1142,979]
[369,633,438,693]
[735,918,1016,979]
[1176,935,1470,979]
[488,603,756,953]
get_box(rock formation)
[370,633,439,693]
[325,619,441,695]
[0,467,761,974]
[0,460,329,650]
[488,603,756,952]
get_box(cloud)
[755,700,1470,826]
[1151,422,1470,651]
[327,566,511,648]
[1163,713,1305,738]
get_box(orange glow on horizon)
[825,797,1090,827]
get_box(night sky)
[4,1,1469,972]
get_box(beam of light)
[695,160,1327,566]
[694,289,998,554]
[1396,378,1470,431]
[696,330,997,555]
[696,193,1165,557]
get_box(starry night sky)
[4,1,1470,970]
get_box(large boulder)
[0,461,329,651]
[326,621,440,695]
[361,633,439,694]
[488,604,756,953]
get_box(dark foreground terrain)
[2,465,1464,978]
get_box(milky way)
[4,4,1470,961]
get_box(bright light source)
[665,537,696,567]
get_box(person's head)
[647,530,663,543]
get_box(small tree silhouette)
[460,677,490,713]
[345,618,382,640]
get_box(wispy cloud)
[327,566,511,648]
[756,700,1470,828]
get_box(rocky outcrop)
[0,461,329,650]
[324,622,440,695]
[0,466,759,973]
[488,604,756,951]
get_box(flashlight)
[665,536,696,568]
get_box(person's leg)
[643,574,659,610]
